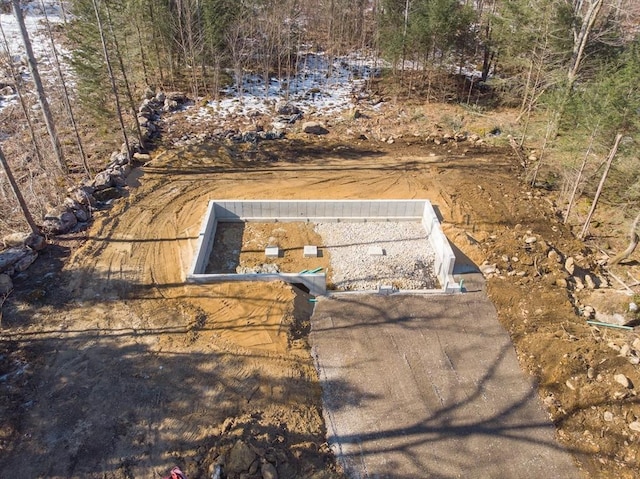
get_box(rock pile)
[0,89,188,292]
[0,232,45,293]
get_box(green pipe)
[586,320,634,330]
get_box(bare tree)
[579,133,624,239]
[0,146,40,235]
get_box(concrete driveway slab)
[310,288,583,479]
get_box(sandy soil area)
[1,129,640,478]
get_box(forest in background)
[1,0,640,242]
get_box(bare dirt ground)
[2,102,640,478]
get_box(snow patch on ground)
[0,1,67,112]
[186,52,388,125]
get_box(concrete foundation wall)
[213,200,425,222]
[187,200,460,294]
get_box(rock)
[582,306,595,318]
[25,233,46,251]
[133,152,151,162]
[166,91,186,102]
[72,205,91,223]
[110,152,130,166]
[42,207,77,234]
[565,379,575,390]
[629,356,640,365]
[574,276,584,291]
[261,461,278,479]
[603,411,614,422]
[565,257,575,275]
[14,250,37,272]
[556,278,568,288]
[69,186,96,207]
[2,231,44,251]
[248,459,260,475]
[587,367,595,379]
[93,171,114,190]
[3,232,30,248]
[548,249,561,263]
[0,247,30,272]
[163,98,179,112]
[585,274,596,289]
[629,421,640,433]
[614,374,632,389]
[226,440,257,475]
[155,91,166,102]
[629,302,639,313]
[276,102,301,116]
[620,344,631,357]
[108,170,127,187]
[0,273,12,294]
[93,187,123,202]
[302,121,329,135]
[480,264,498,275]
[633,338,640,351]
[524,235,537,244]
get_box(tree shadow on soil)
[0,330,359,478]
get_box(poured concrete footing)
[187,200,459,295]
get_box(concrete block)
[265,246,280,258]
[379,284,394,295]
[368,246,385,256]
[303,245,318,257]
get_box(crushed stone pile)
[314,221,438,291]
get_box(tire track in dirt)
[2,140,449,477]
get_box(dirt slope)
[1,130,639,478]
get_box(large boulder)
[225,440,256,476]
[276,102,301,116]
[64,198,91,223]
[42,207,78,234]
[93,187,124,202]
[93,170,114,190]
[0,247,31,273]
[14,250,37,272]
[163,98,179,112]
[68,186,96,207]
[3,232,46,251]
[302,121,329,135]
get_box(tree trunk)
[0,146,41,235]
[564,127,597,224]
[608,211,640,266]
[40,0,90,177]
[0,20,45,168]
[568,0,603,89]
[92,0,130,156]
[11,0,67,173]
[579,133,624,239]
[104,1,145,150]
